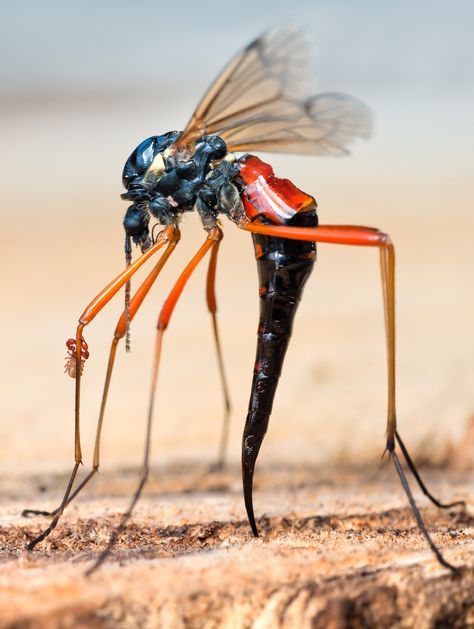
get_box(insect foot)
[64,337,89,378]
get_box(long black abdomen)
[243,208,318,535]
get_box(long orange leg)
[23,229,181,522]
[240,221,458,572]
[206,239,232,468]
[87,226,223,574]
[25,226,177,550]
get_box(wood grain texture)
[1,463,473,628]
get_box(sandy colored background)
[0,2,473,626]
[1,0,473,474]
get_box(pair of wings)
[173,29,373,157]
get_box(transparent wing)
[174,29,373,156]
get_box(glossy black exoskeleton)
[122,132,243,251]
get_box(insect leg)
[206,239,232,468]
[395,431,465,509]
[87,227,223,574]
[240,221,458,571]
[25,226,177,550]
[378,233,463,514]
[23,231,181,520]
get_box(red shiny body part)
[238,154,316,225]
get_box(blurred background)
[1,0,473,474]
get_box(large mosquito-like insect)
[24,29,464,572]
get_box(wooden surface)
[1,463,473,628]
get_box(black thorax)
[121,132,243,251]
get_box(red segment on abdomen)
[238,154,316,225]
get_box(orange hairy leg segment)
[206,238,232,467]
[71,225,177,464]
[24,228,180,545]
[87,226,223,574]
[79,225,177,327]
[158,227,222,331]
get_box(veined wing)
[173,29,373,156]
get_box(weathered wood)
[0,464,472,628]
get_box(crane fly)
[24,29,465,572]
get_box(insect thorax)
[122,132,244,251]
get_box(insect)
[24,29,464,572]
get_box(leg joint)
[207,226,223,242]
[375,230,392,247]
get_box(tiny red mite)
[64,338,89,378]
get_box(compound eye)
[122,137,156,188]
[134,138,155,171]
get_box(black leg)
[395,431,465,509]
[22,469,97,519]
[26,463,80,550]
[389,445,458,573]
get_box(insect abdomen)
[244,209,317,461]
[238,154,316,225]
[241,157,318,516]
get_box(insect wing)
[224,92,373,156]
[174,29,373,156]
